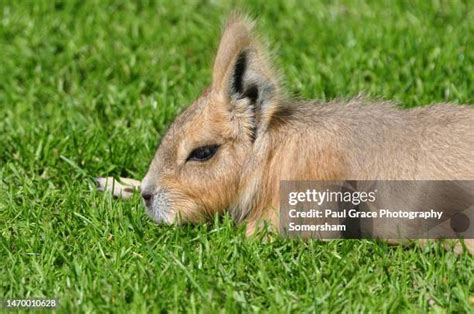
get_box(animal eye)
[186,145,220,162]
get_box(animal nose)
[141,191,154,206]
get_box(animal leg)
[96,177,141,199]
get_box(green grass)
[1,0,474,312]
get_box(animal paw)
[96,177,141,199]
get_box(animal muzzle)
[141,188,172,224]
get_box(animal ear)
[211,14,281,138]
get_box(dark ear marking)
[232,51,247,95]
[231,52,263,143]
[244,83,259,142]
[230,49,277,143]
[231,50,261,105]
[243,84,259,104]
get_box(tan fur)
[99,15,474,253]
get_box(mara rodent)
[97,14,474,252]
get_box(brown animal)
[97,15,474,253]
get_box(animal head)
[141,15,284,224]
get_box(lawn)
[1,0,473,312]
